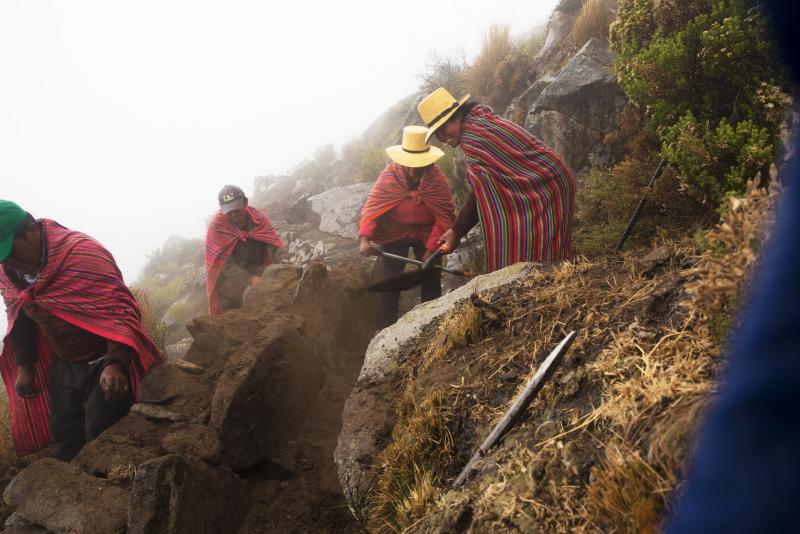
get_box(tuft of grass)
[572,0,615,48]
[585,445,675,533]
[131,288,168,354]
[370,390,453,533]
[466,25,514,105]
[107,463,137,483]
[422,301,483,369]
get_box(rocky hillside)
[1,1,794,533]
[335,181,777,532]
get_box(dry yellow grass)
[572,0,616,47]
[370,390,453,533]
[107,463,137,483]
[467,24,514,101]
[131,287,168,354]
[366,179,777,532]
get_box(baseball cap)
[218,185,246,214]
[0,200,28,262]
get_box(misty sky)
[0,0,557,332]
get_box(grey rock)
[3,458,129,534]
[537,10,576,59]
[527,38,625,171]
[360,263,536,383]
[127,454,248,534]
[335,263,537,493]
[308,183,373,239]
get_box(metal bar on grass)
[615,158,667,253]
[452,331,577,488]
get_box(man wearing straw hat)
[418,88,576,272]
[358,126,455,329]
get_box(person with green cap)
[0,200,162,460]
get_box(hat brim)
[0,234,14,263]
[385,145,445,168]
[425,93,471,143]
[220,198,245,214]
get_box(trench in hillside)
[233,259,398,534]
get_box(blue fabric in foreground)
[669,2,800,526]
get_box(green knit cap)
[0,200,28,262]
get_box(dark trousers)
[374,241,442,330]
[49,356,133,461]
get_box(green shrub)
[661,114,773,204]
[353,143,388,183]
[610,0,787,206]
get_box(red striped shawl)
[204,206,284,316]
[461,105,575,272]
[359,162,455,250]
[0,219,162,456]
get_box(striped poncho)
[359,162,455,250]
[0,219,163,456]
[461,105,575,272]
[204,206,284,316]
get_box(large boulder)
[209,318,325,470]
[127,455,248,534]
[308,183,373,239]
[3,458,130,534]
[335,263,537,493]
[526,38,626,172]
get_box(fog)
[0,0,557,334]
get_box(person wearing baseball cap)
[204,185,285,315]
[0,200,161,460]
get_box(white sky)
[0,0,557,333]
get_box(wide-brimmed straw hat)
[418,87,471,142]
[385,126,445,168]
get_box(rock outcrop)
[335,263,537,493]
[308,183,372,240]
[2,256,377,534]
[526,38,626,172]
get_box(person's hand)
[14,365,38,398]
[437,229,459,254]
[359,237,379,257]
[100,363,129,402]
[250,275,263,287]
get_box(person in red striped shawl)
[205,185,284,316]
[359,126,455,329]
[418,88,576,272]
[0,200,162,460]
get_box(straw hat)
[385,126,445,168]
[418,87,471,142]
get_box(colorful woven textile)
[461,105,575,271]
[205,206,284,316]
[0,219,162,455]
[359,162,455,250]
